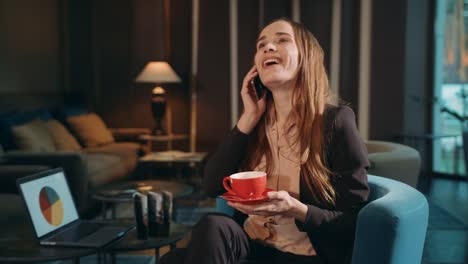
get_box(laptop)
[17,167,134,248]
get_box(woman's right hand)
[237,66,267,134]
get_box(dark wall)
[93,0,134,127]
[129,0,163,130]
[369,0,433,141]
[338,0,360,110]
[66,0,94,106]
[301,0,332,72]
[0,0,64,111]
[264,0,291,25]
[0,0,435,155]
[369,1,407,140]
[0,0,337,152]
[196,0,231,151]
[66,0,191,150]
[167,0,191,142]
[238,0,260,115]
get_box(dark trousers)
[160,213,324,264]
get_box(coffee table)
[0,197,102,264]
[0,223,110,264]
[139,151,208,179]
[110,221,191,263]
[92,180,194,219]
[0,239,96,263]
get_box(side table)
[139,134,189,151]
[139,151,208,179]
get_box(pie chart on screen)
[39,187,64,226]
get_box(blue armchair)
[216,175,429,264]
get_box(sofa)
[0,108,150,216]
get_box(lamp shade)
[135,61,181,83]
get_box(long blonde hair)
[242,18,339,206]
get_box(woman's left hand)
[227,191,308,222]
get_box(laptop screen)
[18,169,79,238]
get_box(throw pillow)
[12,120,56,152]
[45,119,82,151]
[0,109,52,150]
[66,113,114,147]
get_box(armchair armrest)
[0,165,50,193]
[109,128,151,142]
[3,151,89,211]
[352,176,429,264]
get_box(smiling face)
[254,20,300,89]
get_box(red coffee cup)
[222,171,267,199]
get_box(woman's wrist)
[237,113,259,134]
[290,198,308,223]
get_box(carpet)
[427,201,467,230]
[175,206,218,226]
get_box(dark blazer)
[203,105,370,264]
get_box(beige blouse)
[243,113,316,256]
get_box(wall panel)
[369,1,407,140]
[196,0,230,151]
[0,0,61,97]
[237,0,260,115]
[264,0,291,24]
[301,0,332,71]
[339,0,360,110]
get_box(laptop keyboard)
[52,222,102,242]
[78,226,126,245]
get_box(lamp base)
[152,127,166,136]
[152,118,166,135]
[151,95,167,136]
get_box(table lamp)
[135,61,181,135]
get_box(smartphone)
[253,76,266,99]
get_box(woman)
[162,18,369,264]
